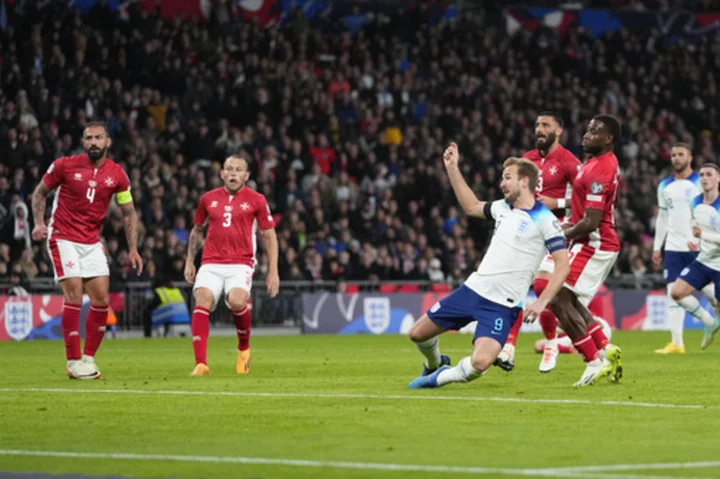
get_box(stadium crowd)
[1,0,719,292]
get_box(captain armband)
[116,190,133,205]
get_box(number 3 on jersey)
[536,173,543,193]
[223,212,232,227]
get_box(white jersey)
[654,172,701,252]
[690,194,720,270]
[464,199,566,308]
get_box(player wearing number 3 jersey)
[31,122,143,380]
[185,155,279,377]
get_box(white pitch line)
[0,450,714,479]
[551,461,720,472]
[1,387,718,411]
[0,449,539,476]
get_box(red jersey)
[193,186,276,267]
[523,145,581,219]
[570,151,621,252]
[43,153,131,244]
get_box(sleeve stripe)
[586,194,603,202]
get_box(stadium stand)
[1,0,719,303]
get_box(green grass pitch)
[1,331,719,479]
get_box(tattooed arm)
[120,202,144,275]
[184,222,207,283]
[31,182,52,241]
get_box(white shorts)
[194,264,254,311]
[564,244,618,306]
[48,239,109,282]
[538,253,555,273]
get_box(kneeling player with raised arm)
[406,144,569,389]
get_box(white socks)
[436,357,485,386]
[701,284,717,308]
[675,294,715,327]
[667,303,685,347]
[415,337,441,370]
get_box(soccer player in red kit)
[496,112,581,373]
[31,122,143,379]
[184,154,279,376]
[549,115,623,386]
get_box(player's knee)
[194,288,215,309]
[62,282,83,304]
[407,325,424,343]
[470,354,493,372]
[226,294,248,311]
[90,293,109,307]
[670,285,686,302]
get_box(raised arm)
[119,202,143,275]
[31,182,52,241]
[443,143,488,218]
[260,228,279,297]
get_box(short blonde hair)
[224,154,250,170]
[503,157,539,191]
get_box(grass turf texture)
[0,331,719,479]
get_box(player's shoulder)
[690,194,704,209]
[688,171,701,186]
[241,186,268,202]
[106,158,128,175]
[658,175,675,190]
[521,149,541,162]
[525,201,556,224]
[52,153,81,167]
[202,187,226,199]
[600,151,619,168]
[557,145,581,163]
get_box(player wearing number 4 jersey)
[497,112,581,373]
[550,115,624,387]
[406,144,570,390]
[31,122,143,380]
[184,155,280,377]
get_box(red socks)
[83,304,109,357]
[232,305,252,351]
[533,278,558,340]
[191,306,210,365]
[61,302,82,361]
[505,310,523,346]
[588,322,609,350]
[572,333,600,362]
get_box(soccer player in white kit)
[31,122,143,379]
[184,155,279,376]
[670,163,720,349]
[653,144,717,354]
[406,144,570,389]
